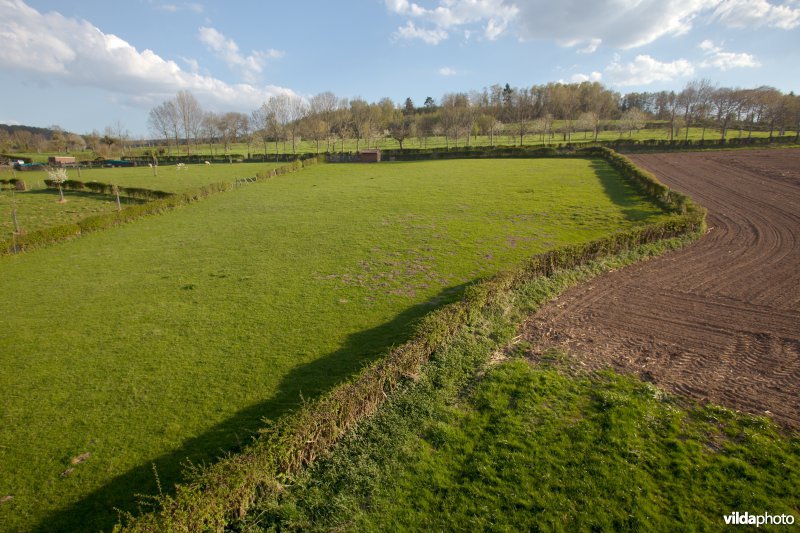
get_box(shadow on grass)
[37,283,470,532]
[23,188,147,204]
[589,159,667,221]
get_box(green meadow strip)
[118,150,706,530]
[0,158,319,255]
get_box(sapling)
[111,184,122,211]
[46,167,68,203]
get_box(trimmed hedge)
[575,146,699,214]
[367,146,558,161]
[117,149,706,531]
[1,158,318,255]
[42,179,174,200]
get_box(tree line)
[147,81,799,158]
[0,122,134,159]
[4,80,797,159]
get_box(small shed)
[358,149,381,163]
[48,156,76,166]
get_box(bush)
[4,223,82,252]
[85,182,112,194]
[63,180,85,191]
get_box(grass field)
[257,356,799,531]
[0,158,676,531]
[0,188,146,234]
[2,161,283,192]
[0,163,283,236]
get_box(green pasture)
[3,162,282,192]
[151,126,798,154]
[1,158,675,530]
[0,188,143,235]
[11,124,795,163]
[262,357,799,531]
[0,163,283,235]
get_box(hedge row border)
[1,158,318,255]
[41,179,174,200]
[117,149,706,530]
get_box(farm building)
[358,149,381,162]
[48,156,76,166]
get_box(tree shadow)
[589,159,668,221]
[23,189,147,205]
[37,283,471,532]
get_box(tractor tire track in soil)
[522,149,800,427]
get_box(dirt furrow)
[522,149,800,427]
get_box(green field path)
[0,158,674,530]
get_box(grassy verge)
[254,335,799,530]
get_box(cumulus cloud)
[439,66,457,76]
[714,0,800,29]
[0,1,294,110]
[386,0,800,49]
[387,0,519,43]
[571,71,602,83]
[395,21,449,44]
[605,54,695,86]
[697,39,760,70]
[198,26,283,83]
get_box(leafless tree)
[175,90,203,155]
[285,95,307,154]
[710,87,739,141]
[618,109,647,137]
[148,99,179,154]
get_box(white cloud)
[515,0,709,50]
[387,0,519,44]
[395,21,449,44]
[439,67,457,76]
[198,26,283,83]
[386,0,799,49]
[155,2,204,14]
[571,71,602,83]
[605,54,695,86]
[714,0,800,29]
[699,39,720,52]
[181,56,200,73]
[578,39,602,54]
[698,40,760,70]
[0,1,294,111]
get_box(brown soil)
[521,149,800,427]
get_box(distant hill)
[0,124,65,140]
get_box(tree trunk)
[11,207,20,234]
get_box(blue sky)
[1,0,798,136]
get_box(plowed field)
[523,149,800,427]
